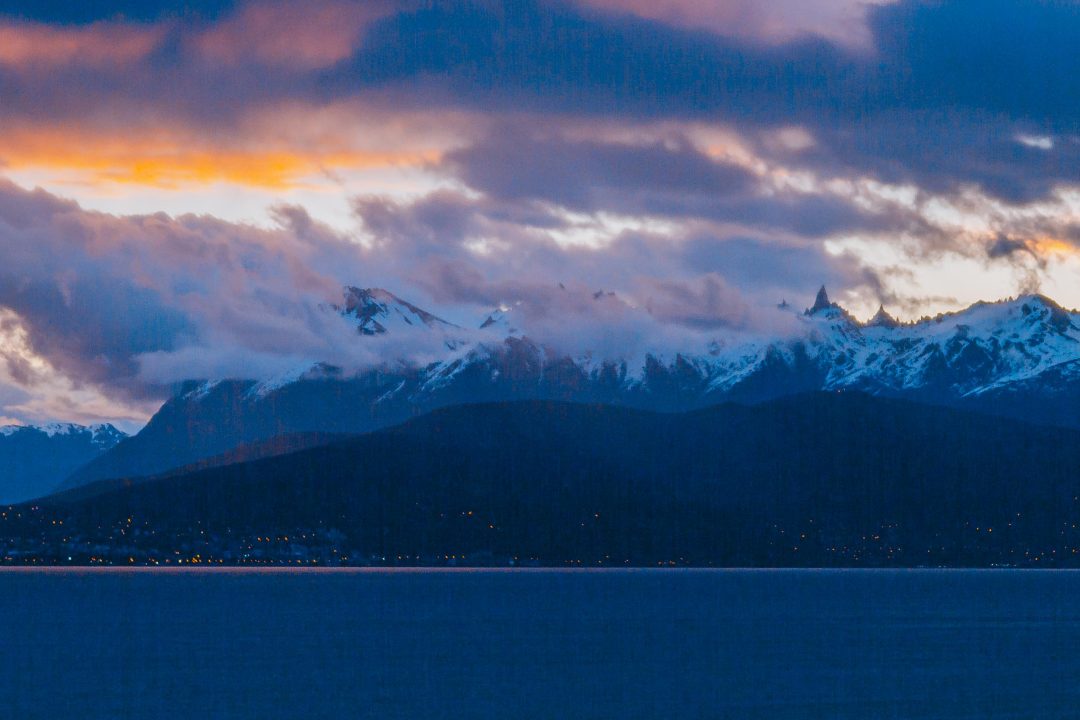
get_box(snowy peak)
[867,305,899,329]
[920,294,1078,341]
[86,424,129,449]
[1016,294,1076,334]
[0,422,127,447]
[340,287,457,336]
[479,302,525,337]
[802,285,859,328]
[331,286,1080,397]
[480,308,515,334]
[0,422,128,503]
[168,284,1080,422]
[70,286,1080,490]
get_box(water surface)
[1,569,1078,719]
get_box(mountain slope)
[0,424,126,503]
[55,431,346,504]
[18,393,1080,567]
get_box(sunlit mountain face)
[0,0,1077,430]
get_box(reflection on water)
[2,569,1078,719]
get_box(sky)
[0,0,1077,429]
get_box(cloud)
[573,0,894,50]
[323,0,1079,202]
[986,234,1032,261]
[640,273,753,331]
[0,0,1075,207]
[679,235,879,298]
[0,123,440,189]
[350,186,886,327]
[0,0,1077,426]
[0,0,236,23]
[442,128,916,237]
[0,181,378,402]
[0,308,157,429]
[869,1,1079,125]
[445,130,756,209]
[0,19,164,69]
[425,271,756,361]
[190,0,393,70]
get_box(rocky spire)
[809,285,833,314]
[867,304,899,329]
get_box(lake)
[1,569,1078,719]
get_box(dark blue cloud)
[0,276,194,387]
[331,0,1079,127]
[3,0,1075,202]
[325,0,861,122]
[680,235,879,298]
[446,132,756,208]
[322,0,1079,201]
[0,0,234,23]
[870,0,1079,127]
[444,131,916,236]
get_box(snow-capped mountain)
[696,287,1080,403]
[338,286,458,336]
[0,423,127,503]
[0,423,124,445]
[62,285,1080,489]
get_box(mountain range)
[0,424,126,503]
[58,285,1080,491]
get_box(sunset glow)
[0,0,1076,428]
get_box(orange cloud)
[0,127,441,189]
[0,20,163,68]
[1032,238,1080,257]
